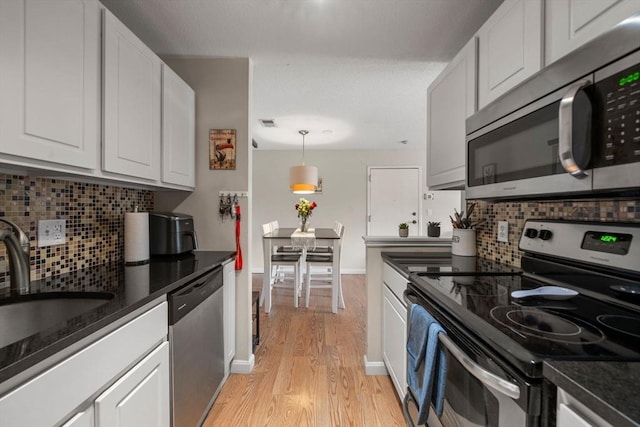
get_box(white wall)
[252,149,461,273]
[154,57,254,370]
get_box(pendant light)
[289,130,318,194]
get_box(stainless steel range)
[403,220,640,427]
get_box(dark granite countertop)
[544,360,640,427]
[0,250,235,384]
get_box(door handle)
[559,78,591,179]
[411,220,417,224]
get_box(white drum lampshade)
[289,129,318,194]
[290,164,318,194]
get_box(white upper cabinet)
[477,0,543,109]
[161,64,196,188]
[102,8,161,181]
[545,0,640,65]
[0,0,99,169]
[426,38,477,189]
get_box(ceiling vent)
[259,119,277,128]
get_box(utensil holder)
[452,229,476,256]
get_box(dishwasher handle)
[169,265,223,325]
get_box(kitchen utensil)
[511,286,578,300]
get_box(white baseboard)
[230,354,255,374]
[363,355,388,375]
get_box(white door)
[368,167,421,236]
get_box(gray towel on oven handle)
[407,304,448,424]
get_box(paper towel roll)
[124,212,149,264]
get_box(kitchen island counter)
[0,250,235,384]
[544,360,640,427]
[362,236,451,375]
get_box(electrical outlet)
[38,219,66,247]
[497,221,509,243]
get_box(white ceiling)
[101,0,503,150]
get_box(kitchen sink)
[0,292,115,348]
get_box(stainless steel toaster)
[149,212,198,256]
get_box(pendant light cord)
[299,130,309,166]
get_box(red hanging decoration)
[235,205,243,270]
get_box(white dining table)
[262,227,341,313]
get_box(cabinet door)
[382,285,407,399]
[162,64,196,188]
[426,38,476,190]
[95,341,170,427]
[477,0,543,109]
[223,260,236,374]
[545,0,640,65]
[103,9,161,181]
[0,0,99,169]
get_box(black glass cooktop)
[397,255,522,276]
[409,272,640,377]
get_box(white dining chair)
[261,223,302,308]
[304,222,345,313]
[306,220,341,257]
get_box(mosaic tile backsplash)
[0,173,153,286]
[474,198,640,267]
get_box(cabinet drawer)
[383,262,408,302]
[0,301,167,427]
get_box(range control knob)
[524,228,538,239]
[538,229,553,241]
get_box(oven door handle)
[558,78,591,179]
[403,289,521,400]
[437,333,520,400]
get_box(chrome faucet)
[0,218,31,294]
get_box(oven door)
[466,77,594,200]
[403,288,541,427]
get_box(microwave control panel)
[595,63,640,168]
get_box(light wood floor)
[203,274,405,426]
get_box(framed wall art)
[209,129,236,170]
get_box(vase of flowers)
[295,198,317,232]
[449,203,484,256]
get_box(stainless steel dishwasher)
[168,266,224,427]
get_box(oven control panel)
[519,220,640,273]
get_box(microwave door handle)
[437,333,521,400]
[558,79,591,179]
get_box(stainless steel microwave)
[466,14,640,200]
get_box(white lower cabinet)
[0,300,169,427]
[382,263,408,399]
[95,342,170,427]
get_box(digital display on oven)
[581,231,632,255]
